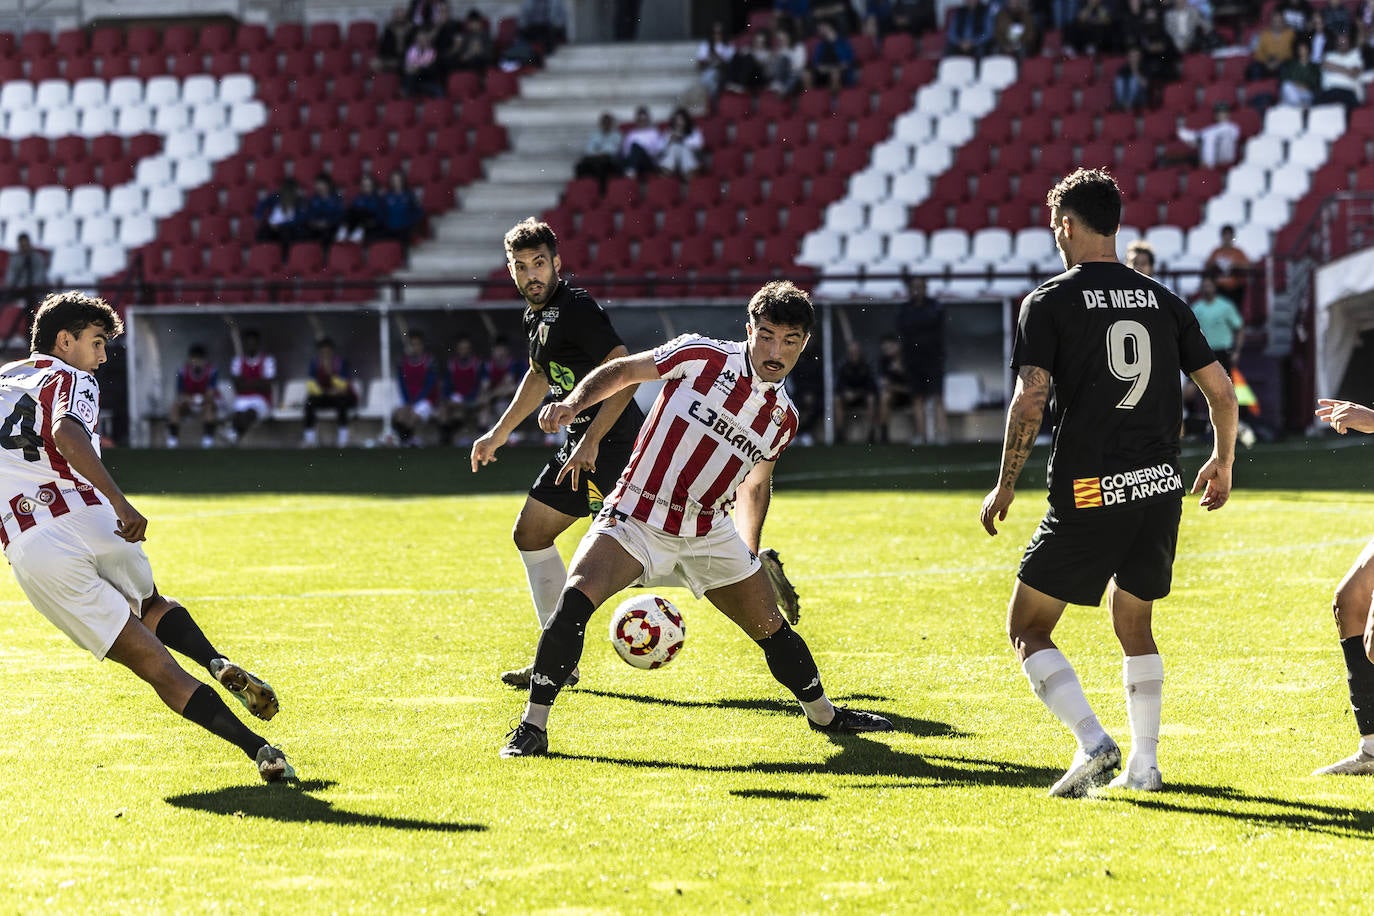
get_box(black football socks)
[756,621,826,703]
[155,605,221,671]
[1341,635,1374,735]
[181,684,266,759]
[528,588,596,707]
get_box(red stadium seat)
[1058,115,1095,146]
[726,175,763,206]
[208,51,244,77]
[247,243,285,277]
[63,161,97,186]
[797,91,832,122]
[642,176,680,209]
[52,136,84,165]
[1162,83,1197,112]
[28,56,61,81]
[309,22,341,49]
[131,54,169,78]
[184,185,220,216]
[896,57,936,89]
[881,32,916,62]
[319,47,354,75]
[446,71,481,99]
[100,159,134,186]
[471,124,508,157]
[284,242,326,278]
[483,69,519,99]
[166,244,206,277]
[755,92,791,123]
[278,131,313,158]
[207,245,245,277]
[765,172,804,205]
[245,49,279,77]
[346,21,378,50]
[164,25,197,55]
[635,236,673,269]
[807,173,847,207]
[213,156,249,188]
[366,240,406,273]
[172,53,207,79]
[90,27,123,55]
[741,205,778,236]
[1160,197,1201,227]
[380,99,417,131]
[596,236,632,268]
[332,72,366,102]
[330,154,363,187]
[733,118,769,149]
[0,162,20,187]
[305,101,341,131]
[238,130,274,160]
[1056,58,1093,87]
[1079,140,1118,169]
[716,93,752,121]
[19,30,52,57]
[684,175,723,207]
[281,48,316,77]
[16,137,48,164]
[125,25,159,55]
[200,23,233,53]
[1099,111,1137,142]
[658,208,696,239]
[55,28,86,56]
[575,208,614,239]
[750,146,785,177]
[65,55,97,80]
[293,72,329,103]
[835,87,871,119]
[701,205,739,237]
[274,22,306,50]
[860,59,894,89]
[853,117,889,149]
[235,23,270,53]
[975,171,1012,203]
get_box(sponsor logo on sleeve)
[74,397,96,425]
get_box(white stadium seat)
[34,79,69,111]
[115,105,154,136]
[32,187,67,221]
[798,230,843,267]
[955,85,996,119]
[813,272,862,300]
[825,199,867,233]
[890,170,931,204]
[844,229,886,264]
[72,78,106,109]
[867,200,909,233]
[979,55,1018,90]
[1224,164,1268,197]
[3,218,37,248]
[1268,163,1311,201]
[136,158,174,188]
[848,169,888,205]
[219,74,255,105]
[1144,226,1185,262]
[229,100,267,132]
[173,157,213,189]
[106,186,145,219]
[1185,224,1222,258]
[0,187,31,218]
[152,103,191,133]
[1288,136,1328,170]
[79,215,118,247]
[1115,225,1143,250]
[926,227,970,266]
[0,80,33,112]
[1234,223,1270,259]
[1244,135,1286,170]
[164,131,201,159]
[915,83,955,115]
[937,56,976,87]
[861,276,906,299]
[182,75,218,106]
[144,76,180,108]
[202,128,239,161]
[1305,104,1345,142]
[5,108,41,138]
[887,229,927,261]
[41,107,79,138]
[971,227,1013,263]
[1262,105,1304,140]
[118,214,156,247]
[1248,195,1292,230]
[936,111,977,146]
[70,186,106,220]
[191,102,227,132]
[107,77,143,108]
[945,373,983,413]
[78,106,116,137]
[88,245,127,279]
[1204,193,1249,226]
[146,186,184,219]
[892,110,932,144]
[39,216,78,249]
[912,141,953,175]
[1014,227,1055,261]
[48,244,89,284]
[871,139,911,175]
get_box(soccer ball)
[608,594,686,670]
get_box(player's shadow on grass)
[1102,781,1374,840]
[165,779,486,833]
[731,788,828,801]
[577,688,966,739]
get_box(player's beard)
[523,278,554,306]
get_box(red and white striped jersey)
[0,356,106,549]
[606,334,798,537]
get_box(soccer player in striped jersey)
[500,281,893,758]
[1,292,293,782]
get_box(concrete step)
[432,213,534,245]
[389,281,483,304]
[495,99,689,128]
[484,153,573,184]
[519,73,694,101]
[508,129,587,158]
[547,43,697,72]
[459,180,564,213]
[406,248,504,275]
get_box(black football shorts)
[528,433,636,518]
[1017,498,1182,607]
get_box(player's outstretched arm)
[540,351,659,433]
[1316,398,1374,435]
[734,458,775,555]
[554,345,641,489]
[980,365,1050,536]
[470,367,547,472]
[1189,361,1238,511]
[52,417,146,542]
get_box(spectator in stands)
[1277,0,1312,32]
[392,330,441,446]
[3,232,47,346]
[722,31,771,93]
[946,0,994,56]
[834,340,879,443]
[167,344,220,449]
[403,28,445,97]
[340,174,385,243]
[769,28,807,95]
[1114,47,1151,109]
[255,178,304,250]
[864,0,898,35]
[1204,225,1253,318]
[896,277,947,446]
[373,6,413,73]
[1357,0,1374,68]
[1176,103,1241,169]
[697,22,735,97]
[429,3,462,67]
[657,107,705,177]
[774,0,815,38]
[814,0,861,32]
[302,174,344,246]
[441,334,482,446]
[574,112,625,190]
[892,0,938,34]
[874,333,911,444]
[1318,0,1356,43]
[1164,0,1207,53]
[1125,239,1156,276]
[446,9,493,73]
[381,170,425,246]
[994,0,1042,57]
[477,337,523,430]
[407,0,445,27]
[1137,2,1181,81]
[1065,0,1116,54]
[621,106,664,177]
[1191,274,1246,374]
[810,18,857,87]
[1248,10,1297,79]
[1317,29,1366,109]
[1280,40,1323,105]
[1116,0,1149,47]
[229,329,276,444]
[518,0,568,48]
[303,337,359,448]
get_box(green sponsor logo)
[549,361,576,391]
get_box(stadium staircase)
[401,40,700,302]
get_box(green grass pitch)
[2,440,1374,912]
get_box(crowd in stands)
[574,105,706,183]
[252,171,425,252]
[372,0,567,87]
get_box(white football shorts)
[587,510,760,599]
[233,394,272,418]
[407,399,436,422]
[6,506,155,659]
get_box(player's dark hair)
[504,218,558,258]
[316,336,335,350]
[1046,168,1121,237]
[189,343,207,358]
[747,280,815,334]
[243,329,260,343]
[31,291,122,355]
[1126,239,1155,270]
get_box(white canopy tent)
[1314,246,1374,396]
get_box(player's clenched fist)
[539,401,576,433]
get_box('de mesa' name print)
[1081,288,1160,310]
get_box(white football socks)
[1122,653,1164,773]
[801,695,837,726]
[523,701,551,730]
[1023,648,1109,751]
[519,545,566,629]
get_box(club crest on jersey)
[34,488,55,506]
[771,405,785,425]
[15,497,34,515]
[537,322,550,346]
[74,398,96,424]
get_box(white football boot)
[1048,736,1121,798]
[1108,765,1163,791]
[1313,749,1374,776]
